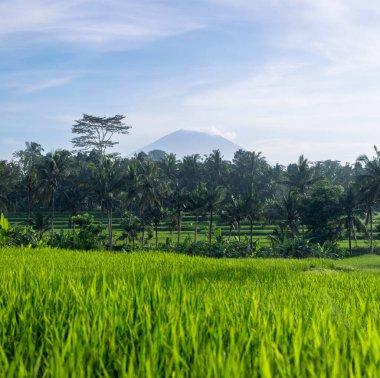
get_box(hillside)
[133,130,242,160]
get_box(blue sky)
[1,0,380,164]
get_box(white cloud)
[0,0,205,49]
[205,126,236,141]
[21,77,73,93]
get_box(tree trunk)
[27,186,32,221]
[108,205,113,250]
[155,221,158,249]
[177,210,181,244]
[370,207,374,254]
[51,189,55,244]
[194,215,198,243]
[348,219,352,256]
[142,224,145,250]
[72,220,76,250]
[209,208,213,249]
[250,218,253,250]
[238,221,241,242]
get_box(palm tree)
[93,157,126,250]
[14,142,44,220]
[37,150,72,242]
[202,185,227,249]
[0,160,17,215]
[356,146,380,253]
[204,150,230,189]
[147,206,168,248]
[179,154,203,191]
[231,150,268,194]
[188,185,207,243]
[120,211,143,250]
[337,184,366,255]
[282,155,318,236]
[284,155,317,196]
[267,190,300,238]
[170,186,189,244]
[61,153,92,220]
[243,185,264,250]
[158,153,178,185]
[136,160,164,249]
[220,194,245,241]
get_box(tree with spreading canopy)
[71,114,131,158]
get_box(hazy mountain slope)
[134,130,242,160]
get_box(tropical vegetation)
[1,115,380,257]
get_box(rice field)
[0,248,379,377]
[6,210,380,250]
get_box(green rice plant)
[0,249,379,377]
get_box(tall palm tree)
[204,150,230,189]
[37,150,72,242]
[231,150,268,194]
[158,153,178,185]
[61,153,92,218]
[93,157,126,250]
[120,211,143,250]
[147,206,168,248]
[243,185,264,250]
[179,154,203,191]
[356,146,380,253]
[169,186,189,244]
[219,194,245,241]
[282,155,318,236]
[284,155,317,196]
[136,160,164,248]
[0,160,17,215]
[14,142,44,220]
[267,190,300,238]
[202,185,227,249]
[337,184,366,255]
[189,185,207,243]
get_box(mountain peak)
[133,130,242,160]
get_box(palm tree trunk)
[73,220,76,249]
[177,210,181,244]
[209,208,213,249]
[155,221,158,249]
[348,220,352,256]
[142,224,145,250]
[107,205,113,250]
[250,218,253,250]
[27,186,32,221]
[370,207,374,254]
[51,189,55,244]
[290,221,296,238]
[194,215,198,243]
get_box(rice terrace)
[2,0,380,376]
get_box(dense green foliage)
[2,135,380,254]
[0,248,379,376]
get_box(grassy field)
[0,248,379,377]
[6,210,380,250]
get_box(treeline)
[1,139,380,257]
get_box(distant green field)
[6,210,380,250]
[0,248,379,376]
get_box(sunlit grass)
[0,248,379,376]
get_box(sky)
[1,0,380,165]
